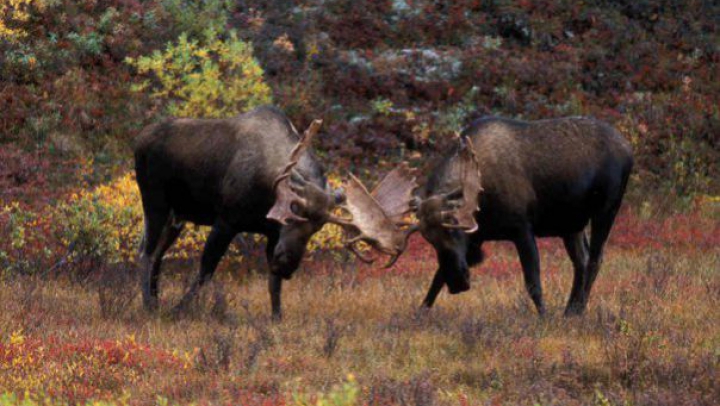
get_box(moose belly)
[531,204,593,237]
[166,181,218,226]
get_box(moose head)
[267,127,482,295]
[412,138,483,292]
[266,120,345,279]
[332,138,483,292]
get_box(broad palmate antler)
[328,163,418,267]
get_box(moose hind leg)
[147,217,184,308]
[173,222,235,314]
[514,228,545,316]
[563,231,590,316]
[580,207,620,313]
[140,207,176,311]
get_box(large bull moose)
[391,116,633,316]
[134,106,415,319]
[136,107,339,319]
[134,106,339,319]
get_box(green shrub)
[126,28,272,118]
[160,0,235,40]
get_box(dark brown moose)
[384,116,634,316]
[134,106,416,320]
[134,107,338,319]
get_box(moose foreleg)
[269,273,283,322]
[172,223,235,316]
[421,270,445,308]
[514,228,546,316]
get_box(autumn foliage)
[0,0,718,405]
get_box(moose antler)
[371,163,419,224]
[435,137,483,232]
[267,119,323,225]
[328,164,419,267]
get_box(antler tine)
[267,119,324,225]
[327,213,353,227]
[328,169,419,266]
[382,224,420,268]
[415,137,482,233]
[447,137,482,233]
[347,242,376,264]
[279,119,323,179]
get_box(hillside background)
[0,1,719,405]
[1,0,718,206]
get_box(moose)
[388,116,633,316]
[134,106,416,319]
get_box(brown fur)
[419,116,633,316]
[134,106,334,319]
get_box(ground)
[0,2,718,404]
[1,206,717,405]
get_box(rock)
[340,48,463,83]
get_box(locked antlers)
[267,123,482,267]
[328,138,482,267]
[267,119,324,225]
[328,163,419,267]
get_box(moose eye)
[290,202,303,215]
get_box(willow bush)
[126,28,272,118]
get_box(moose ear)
[409,196,421,212]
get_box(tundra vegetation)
[0,0,718,405]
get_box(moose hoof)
[563,303,586,317]
[447,279,471,294]
[415,304,433,319]
[168,299,194,320]
[143,297,159,313]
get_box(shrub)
[0,0,47,43]
[0,203,52,275]
[50,171,347,269]
[159,0,235,40]
[126,28,272,118]
[53,172,209,264]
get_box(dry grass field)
[2,1,718,405]
[1,204,717,405]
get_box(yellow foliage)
[53,171,348,265]
[307,172,348,252]
[126,29,272,118]
[293,374,359,406]
[54,173,211,264]
[0,0,45,42]
[9,330,25,346]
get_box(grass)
[0,208,718,405]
